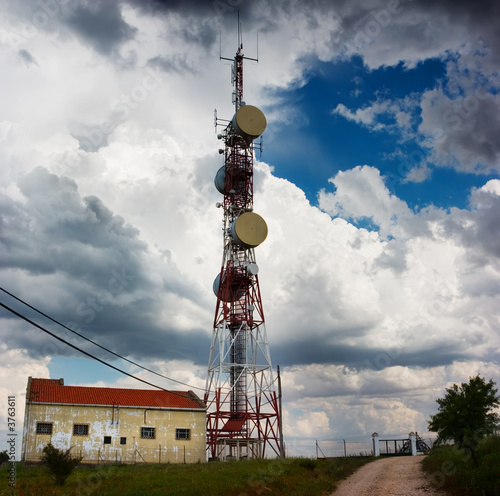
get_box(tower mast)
[205,32,281,460]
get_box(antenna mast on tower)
[205,25,282,460]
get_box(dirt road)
[330,456,441,496]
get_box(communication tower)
[204,30,282,460]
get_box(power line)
[0,300,194,400]
[0,286,205,392]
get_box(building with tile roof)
[22,377,206,464]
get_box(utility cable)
[0,286,205,392]
[0,300,194,400]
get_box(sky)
[1,0,500,458]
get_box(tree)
[428,375,500,464]
[41,443,82,486]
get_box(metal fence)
[315,439,374,458]
[314,436,436,458]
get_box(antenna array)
[205,30,282,461]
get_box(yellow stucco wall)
[22,403,206,464]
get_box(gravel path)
[330,456,442,496]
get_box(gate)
[379,438,410,456]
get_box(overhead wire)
[0,300,198,399]
[0,286,205,391]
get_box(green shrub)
[427,375,499,465]
[41,443,83,486]
[0,450,9,465]
[297,458,318,471]
[422,435,500,495]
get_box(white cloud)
[0,347,50,459]
[333,101,388,129]
[281,360,500,452]
[332,96,418,142]
[318,165,412,238]
[292,411,331,438]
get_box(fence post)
[372,432,380,457]
[409,432,417,456]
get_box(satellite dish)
[213,269,250,302]
[232,105,266,143]
[214,166,226,194]
[214,166,249,196]
[230,212,268,248]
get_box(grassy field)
[1,456,374,496]
[422,435,500,496]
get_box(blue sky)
[265,56,490,211]
[1,0,500,457]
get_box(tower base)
[210,438,263,461]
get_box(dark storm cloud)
[1,0,137,59]
[7,0,499,76]
[0,294,210,365]
[177,18,218,49]
[336,0,500,40]
[64,2,137,56]
[416,0,500,25]
[124,0,252,19]
[8,0,500,57]
[0,167,210,363]
[273,335,470,370]
[1,167,146,284]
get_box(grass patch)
[422,435,500,495]
[1,456,374,496]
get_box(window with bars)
[73,424,89,436]
[36,423,53,435]
[141,427,155,439]
[175,428,190,440]
[103,436,112,444]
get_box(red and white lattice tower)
[204,37,282,460]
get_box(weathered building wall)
[23,403,206,464]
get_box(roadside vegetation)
[422,435,500,495]
[424,375,500,495]
[40,443,83,486]
[1,456,374,496]
[428,375,499,465]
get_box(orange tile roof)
[27,377,205,410]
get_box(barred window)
[120,437,127,445]
[36,423,52,435]
[73,424,89,436]
[175,428,190,440]
[141,427,155,439]
[103,436,112,444]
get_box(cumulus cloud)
[0,346,50,457]
[0,167,212,363]
[63,2,138,57]
[333,101,389,130]
[419,85,500,174]
[318,165,412,237]
[332,96,418,138]
[281,360,500,451]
